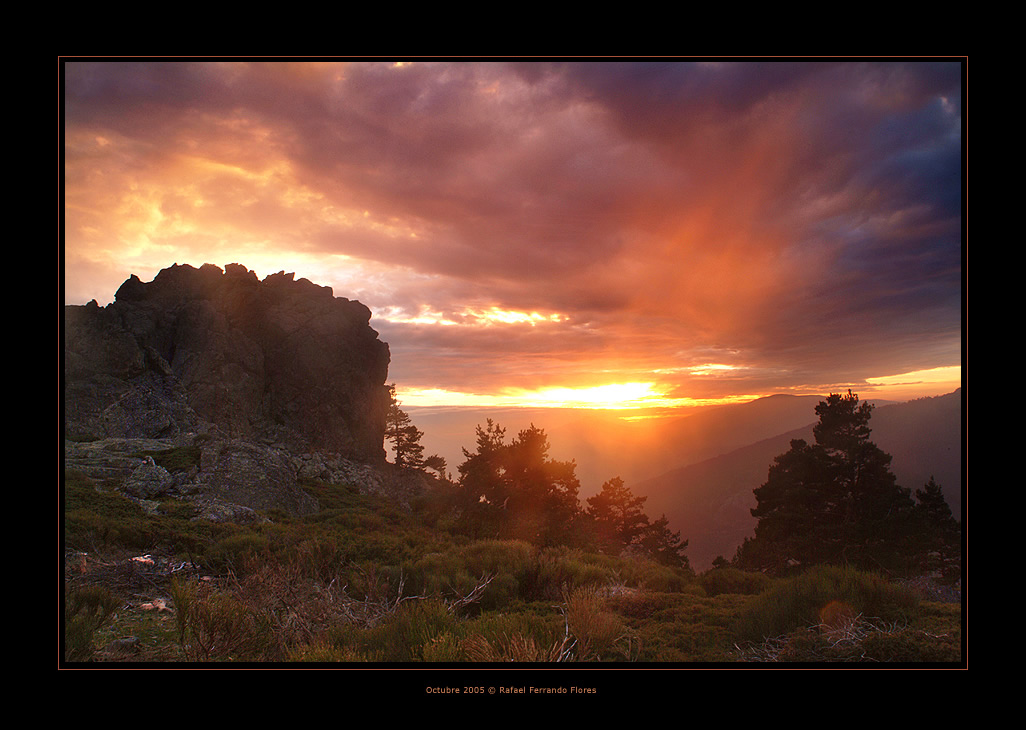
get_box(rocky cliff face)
[63,263,396,517]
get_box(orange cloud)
[63,61,963,406]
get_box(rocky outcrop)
[65,263,390,458]
[63,263,394,517]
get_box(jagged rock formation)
[63,263,395,517]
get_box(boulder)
[199,439,318,516]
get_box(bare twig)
[445,573,496,614]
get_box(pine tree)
[385,384,425,469]
[455,421,581,545]
[913,476,961,583]
[587,477,652,552]
[640,514,691,570]
[741,391,916,574]
[422,454,448,481]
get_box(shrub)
[132,445,202,473]
[736,615,962,663]
[733,565,920,643]
[289,642,379,662]
[460,610,569,662]
[208,532,269,572]
[462,631,568,662]
[406,551,476,599]
[64,472,157,550]
[700,567,773,597]
[169,577,270,661]
[64,585,121,662]
[529,546,610,599]
[421,632,466,662]
[858,623,962,662]
[633,558,691,593]
[289,536,349,583]
[357,599,460,662]
[564,585,632,661]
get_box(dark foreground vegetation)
[63,470,961,664]
[63,391,962,665]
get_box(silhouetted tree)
[385,384,438,470]
[585,477,691,570]
[711,555,731,570]
[454,419,507,537]
[456,421,581,545]
[640,514,691,571]
[422,454,449,481]
[739,391,916,574]
[587,477,651,552]
[913,476,961,583]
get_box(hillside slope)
[408,394,834,496]
[634,390,962,570]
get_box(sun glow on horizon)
[864,365,962,400]
[397,383,764,412]
[865,365,961,387]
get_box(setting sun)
[396,382,765,413]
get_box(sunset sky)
[62,60,963,410]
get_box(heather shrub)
[169,577,272,661]
[529,546,610,599]
[858,623,962,662]
[64,585,121,661]
[633,558,691,593]
[289,536,349,583]
[357,599,460,662]
[407,551,476,597]
[700,567,773,597]
[734,565,920,643]
[460,610,569,662]
[208,532,269,573]
[564,584,632,661]
[64,472,157,549]
[290,642,380,662]
[460,539,535,582]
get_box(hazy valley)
[409,389,962,570]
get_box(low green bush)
[460,539,535,581]
[132,445,201,473]
[858,624,962,662]
[64,585,121,661]
[356,599,460,662]
[700,567,773,597]
[459,609,568,662]
[528,546,611,599]
[564,584,632,661]
[633,558,692,593]
[733,565,920,643]
[169,577,272,661]
[213,532,269,564]
[64,472,156,549]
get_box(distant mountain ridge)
[410,393,892,494]
[406,390,962,572]
[408,394,834,493]
[633,389,963,570]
